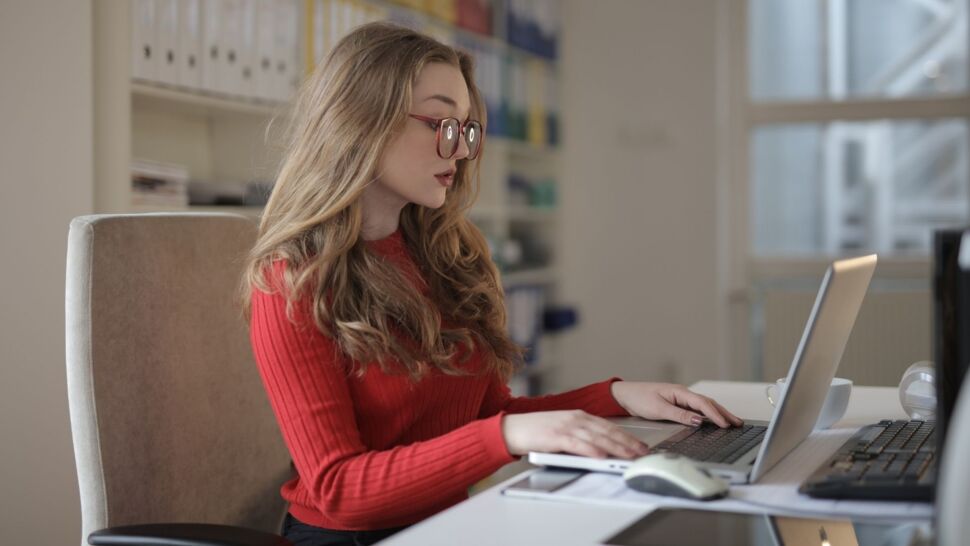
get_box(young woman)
[244,22,742,546]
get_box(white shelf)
[489,136,560,160]
[469,206,556,223]
[131,82,284,118]
[508,207,556,222]
[131,204,263,218]
[502,267,557,286]
[468,205,506,221]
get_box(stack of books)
[131,158,189,207]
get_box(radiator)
[759,287,932,387]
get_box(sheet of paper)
[504,427,934,521]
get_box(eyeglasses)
[408,114,484,160]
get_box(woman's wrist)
[610,380,635,415]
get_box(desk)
[379,381,915,546]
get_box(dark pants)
[281,513,407,546]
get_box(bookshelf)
[93,0,563,394]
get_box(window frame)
[716,0,970,380]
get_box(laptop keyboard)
[654,422,767,464]
[799,420,936,501]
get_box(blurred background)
[1,0,967,543]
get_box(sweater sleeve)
[249,286,515,530]
[478,373,630,419]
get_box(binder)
[177,0,202,90]
[483,47,504,137]
[328,0,346,58]
[508,56,528,140]
[312,0,329,68]
[201,0,222,93]
[535,0,558,59]
[544,64,558,146]
[274,0,301,100]
[365,2,388,24]
[526,59,546,146]
[131,0,157,82]
[238,0,258,98]
[255,0,276,100]
[425,0,456,24]
[220,0,245,96]
[455,0,492,35]
[341,0,357,40]
[155,0,179,85]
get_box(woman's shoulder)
[252,258,319,305]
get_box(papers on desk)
[505,427,933,521]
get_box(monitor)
[933,228,970,448]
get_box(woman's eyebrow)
[421,94,470,119]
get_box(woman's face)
[374,62,472,211]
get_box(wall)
[555,0,722,390]
[0,1,93,544]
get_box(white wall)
[555,0,722,390]
[0,1,93,544]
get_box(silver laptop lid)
[749,254,878,482]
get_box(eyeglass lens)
[438,119,482,160]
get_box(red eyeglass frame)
[408,114,484,160]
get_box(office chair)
[937,371,970,546]
[66,213,294,546]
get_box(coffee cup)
[765,377,852,430]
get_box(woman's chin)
[414,191,447,209]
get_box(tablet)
[602,508,931,546]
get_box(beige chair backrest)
[66,213,291,546]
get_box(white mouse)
[623,453,729,501]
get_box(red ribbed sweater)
[249,229,628,530]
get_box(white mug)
[765,377,853,430]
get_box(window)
[747,0,970,255]
[720,0,970,382]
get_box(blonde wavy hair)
[243,22,522,381]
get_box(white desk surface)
[378,381,911,546]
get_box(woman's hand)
[610,382,744,428]
[501,410,651,459]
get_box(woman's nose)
[453,130,471,160]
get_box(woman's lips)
[435,172,454,187]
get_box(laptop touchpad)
[611,417,684,444]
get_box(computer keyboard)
[654,422,767,464]
[799,419,936,501]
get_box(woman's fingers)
[565,413,649,459]
[669,388,743,428]
[655,402,706,427]
[560,434,609,459]
[710,398,744,426]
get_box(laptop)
[529,254,878,485]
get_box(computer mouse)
[622,453,729,501]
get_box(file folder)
[132,0,157,81]
[155,0,180,85]
[274,0,301,100]
[238,0,258,98]
[255,0,276,100]
[220,0,245,96]
[201,0,222,93]
[177,0,202,90]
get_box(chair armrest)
[87,523,294,546]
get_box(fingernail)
[690,416,703,426]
